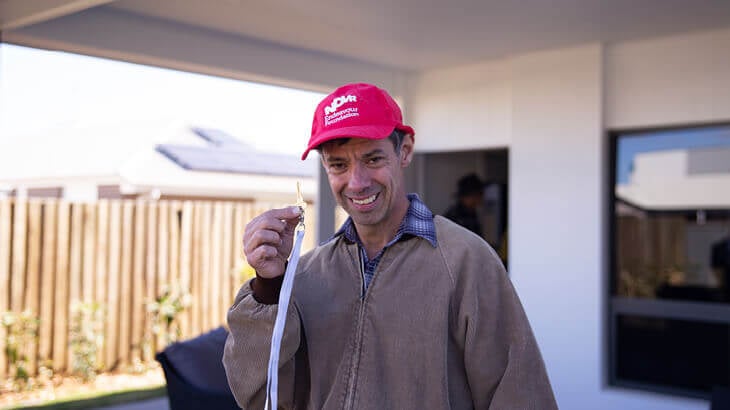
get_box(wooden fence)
[0,198,316,378]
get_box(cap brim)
[301,124,414,160]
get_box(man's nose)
[348,163,370,191]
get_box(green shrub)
[69,301,105,382]
[147,282,191,347]
[2,310,40,391]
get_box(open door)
[406,149,509,268]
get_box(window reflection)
[614,126,730,303]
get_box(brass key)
[296,181,306,230]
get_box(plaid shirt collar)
[331,193,437,248]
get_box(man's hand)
[243,206,302,279]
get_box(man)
[444,173,486,238]
[223,83,557,409]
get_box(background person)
[443,173,486,238]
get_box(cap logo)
[323,94,359,126]
[324,95,357,115]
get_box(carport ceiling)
[3,0,730,70]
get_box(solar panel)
[191,127,248,148]
[156,144,316,177]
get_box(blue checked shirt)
[331,193,438,291]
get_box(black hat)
[456,173,484,197]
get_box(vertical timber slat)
[144,202,158,359]
[11,198,28,312]
[155,201,169,349]
[200,202,211,331]
[39,200,57,370]
[24,201,42,375]
[190,202,202,336]
[179,201,193,339]
[67,203,84,367]
[95,200,109,369]
[118,201,134,367]
[131,201,146,363]
[221,202,233,323]
[81,204,97,303]
[52,201,71,372]
[105,201,122,370]
[0,199,11,377]
[210,202,223,329]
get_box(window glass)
[616,315,730,393]
[614,126,730,303]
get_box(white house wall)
[409,59,512,152]
[606,28,730,129]
[409,28,730,410]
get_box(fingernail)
[290,206,302,215]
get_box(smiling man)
[223,83,557,409]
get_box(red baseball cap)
[301,83,415,160]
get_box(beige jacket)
[223,216,557,409]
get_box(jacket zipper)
[343,295,366,410]
[344,245,369,410]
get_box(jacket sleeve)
[454,247,558,410]
[223,279,301,409]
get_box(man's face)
[320,136,413,230]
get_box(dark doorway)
[406,149,509,268]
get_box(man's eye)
[367,157,384,165]
[328,163,346,172]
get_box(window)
[609,124,730,398]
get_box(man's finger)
[267,206,302,222]
[245,230,282,254]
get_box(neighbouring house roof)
[0,121,317,201]
[616,147,730,211]
[156,128,316,177]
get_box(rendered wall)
[409,27,730,409]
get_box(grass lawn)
[6,386,166,410]
[1,368,166,410]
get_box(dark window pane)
[616,315,730,394]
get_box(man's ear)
[399,134,415,167]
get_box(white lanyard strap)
[264,228,305,410]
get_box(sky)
[0,44,324,157]
[616,125,730,184]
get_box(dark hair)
[316,129,407,155]
[456,173,485,197]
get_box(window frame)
[607,121,730,400]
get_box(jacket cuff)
[251,274,284,304]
